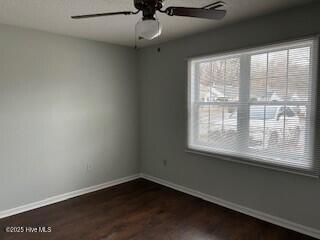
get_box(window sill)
[185,146,319,178]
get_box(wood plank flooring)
[0,179,316,240]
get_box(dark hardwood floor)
[0,179,316,240]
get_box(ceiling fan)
[71,0,226,41]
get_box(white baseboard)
[141,173,320,239]
[0,174,140,219]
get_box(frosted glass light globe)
[136,19,162,40]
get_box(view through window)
[188,38,318,175]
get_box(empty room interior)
[1,0,320,239]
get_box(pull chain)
[134,22,138,50]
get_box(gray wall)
[139,2,320,230]
[0,24,139,211]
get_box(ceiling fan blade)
[203,1,225,10]
[204,4,224,10]
[165,7,226,20]
[71,11,138,19]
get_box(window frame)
[186,36,319,178]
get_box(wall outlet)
[86,163,92,171]
[163,160,167,167]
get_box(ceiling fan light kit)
[136,19,162,40]
[71,0,226,41]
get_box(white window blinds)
[188,38,319,176]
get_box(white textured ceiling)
[0,0,314,47]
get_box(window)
[188,38,319,176]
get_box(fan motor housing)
[134,0,164,19]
